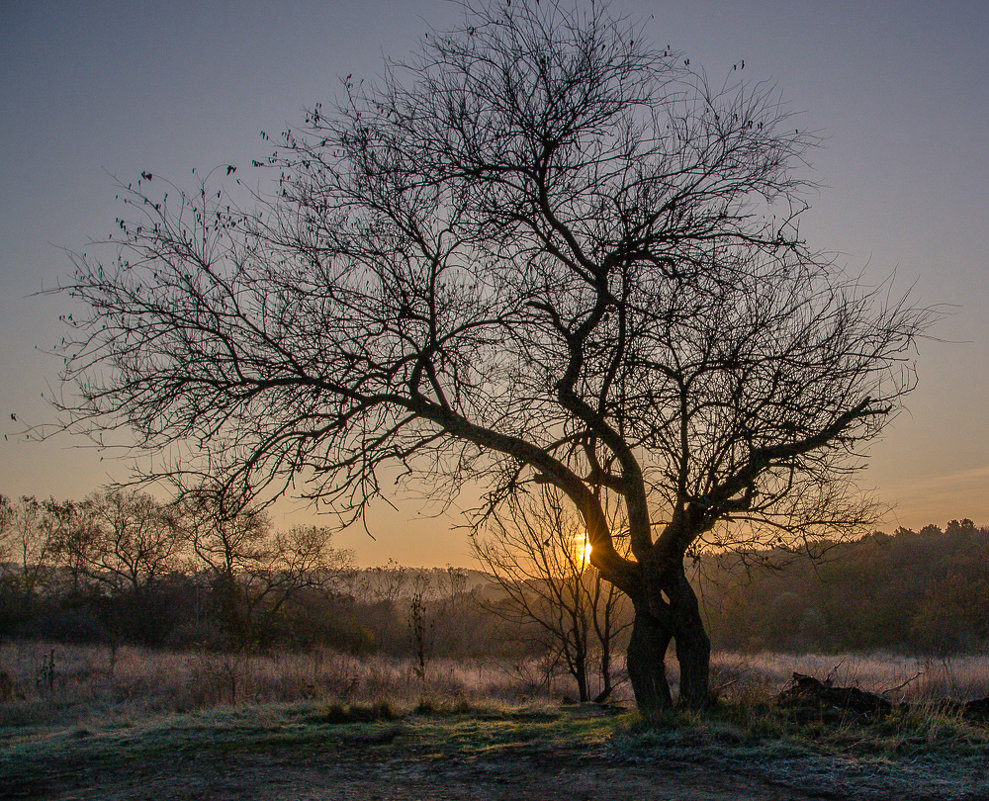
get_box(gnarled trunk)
[626,605,673,711]
[624,560,711,713]
[668,566,710,709]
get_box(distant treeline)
[698,519,989,654]
[2,490,987,657]
[0,490,515,659]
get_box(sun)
[573,534,592,566]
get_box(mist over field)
[2,491,986,660]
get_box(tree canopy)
[56,0,930,709]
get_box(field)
[2,641,989,800]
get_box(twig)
[881,670,923,696]
[824,660,845,686]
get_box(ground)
[2,704,988,800]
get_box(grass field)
[2,641,988,799]
[3,639,987,724]
[2,693,988,799]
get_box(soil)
[2,740,824,801]
[3,709,987,801]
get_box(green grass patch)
[613,697,989,764]
[305,700,399,724]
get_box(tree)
[0,496,56,633]
[38,497,96,596]
[56,1,930,709]
[173,486,348,646]
[73,488,181,598]
[0,495,12,562]
[474,486,629,702]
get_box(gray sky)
[1,0,987,566]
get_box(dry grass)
[641,651,989,762]
[2,639,987,734]
[706,650,989,705]
[2,641,989,801]
[0,640,564,729]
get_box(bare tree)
[0,496,56,596]
[173,486,347,646]
[41,497,98,596]
[474,486,629,702]
[55,1,931,709]
[0,495,15,572]
[76,488,182,597]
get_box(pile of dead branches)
[776,672,989,724]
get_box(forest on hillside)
[697,518,989,655]
[2,491,987,659]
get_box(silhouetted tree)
[474,487,629,701]
[74,488,181,597]
[173,486,348,646]
[0,496,56,633]
[0,494,12,562]
[39,498,95,596]
[56,1,930,708]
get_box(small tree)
[56,1,930,709]
[474,487,628,702]
[41,498,97,597]
[0,495,13,563]
[0,496,56,634]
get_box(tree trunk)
[669,569,710,709]
[593,575,614,703]
[625,558,711,713]
[626,607,673,712]
[574,642,590,702]
[593,635,613,703]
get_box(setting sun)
[574,534,592,565]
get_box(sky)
[1,0,987,567]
